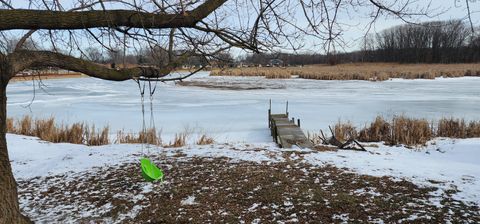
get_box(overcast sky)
[336,0,480,52]
[3,0,479,56]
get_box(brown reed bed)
[333,121,357,143]
[211,67,292,79]
[11,72,85,82]
[7,116,215,148]
[196,134,215,145]
[115,128,163,146]
[164,132,188,148]
[211,63,480,81]
[318,115,480,147]
[7,115,109,146]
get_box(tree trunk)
[0,72,32,223]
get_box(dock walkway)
[268,101,313,148]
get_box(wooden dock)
[268,101,313,148]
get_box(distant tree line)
[364,20,480,63]
[84,46,209,68]
[240,20,480,65]
[81,20,479,67]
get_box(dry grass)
[212,63,480,81]
[437,118,480,138]
[7,116,109,146]
[115,128,162,146]
[165,132,188,148]
[196,134,215,145]
[7,116,217,148]
[357,115,433,146]
[11,72,84,82]
[333,121,357,142]
[390,116,433,146]
[6,118,15,133]
[316,115,480,147]
[211,67,292,79]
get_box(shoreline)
[10,73,86,82]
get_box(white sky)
[3,0,480,55]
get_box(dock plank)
[269,112,313,149]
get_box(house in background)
[268,59,284,67]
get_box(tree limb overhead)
[0,0,227,30]
[9,50,173,81]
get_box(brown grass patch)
[333,121,358,142]
[437,118,480,138]
[6,118,15,133]
[115,128,162,146]
[7,116,218,147]
[212,63,480,81]
[7,116,109,146]
[313,115,480,147]
[390,116,433,146]
[357,115,434,146]
[196,134,215,145]
[11,72,85,82]
[165,132,188,148]
[211,67,292,79]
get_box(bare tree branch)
[0,0,227,30]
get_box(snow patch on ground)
[181,195,198,206]
[300,138,480,204]
[8,134,480,205]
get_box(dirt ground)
[18,152,479,223]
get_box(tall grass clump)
[322,115,480,147]
[7,115,110,145]
[196,134,215,145]
[356,115,432,146]
[115,128,162,146]
[85,125,110,146]
[333,121,357,142]
[390,116,432,146]
[6,118,15,133]
[437,118,480,138]
[165,132,188,148]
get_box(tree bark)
[0,69,32,223]
[0,0,227,30]
[8,50,192,82]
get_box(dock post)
[286,101,289,117]
[268,99,272,128]
[268,109,271,128]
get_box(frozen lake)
[7,72,480,142]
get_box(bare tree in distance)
[0,0,476,222]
